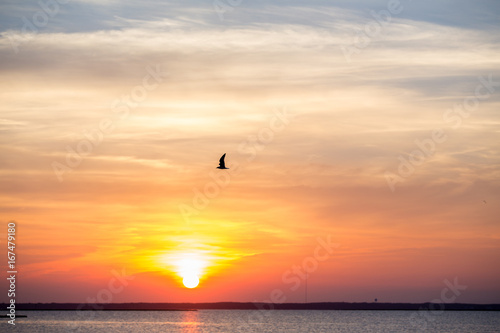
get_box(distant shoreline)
[2,302,499,311]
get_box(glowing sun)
[175,256,205,289]
[182,273,200,288]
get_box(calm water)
[2,310,500,332]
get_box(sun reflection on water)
[180,310,201,333]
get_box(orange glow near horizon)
[147,232,250,291]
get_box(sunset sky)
[1,0,499,304]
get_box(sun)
[182,273,200,288]
[157,251,217,289]
[174,256,205,289]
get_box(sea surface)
[2,310,500,332]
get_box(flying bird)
[217,153,229,169]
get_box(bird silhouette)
[217,153,229,169]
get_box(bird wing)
[219,153,226,168]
